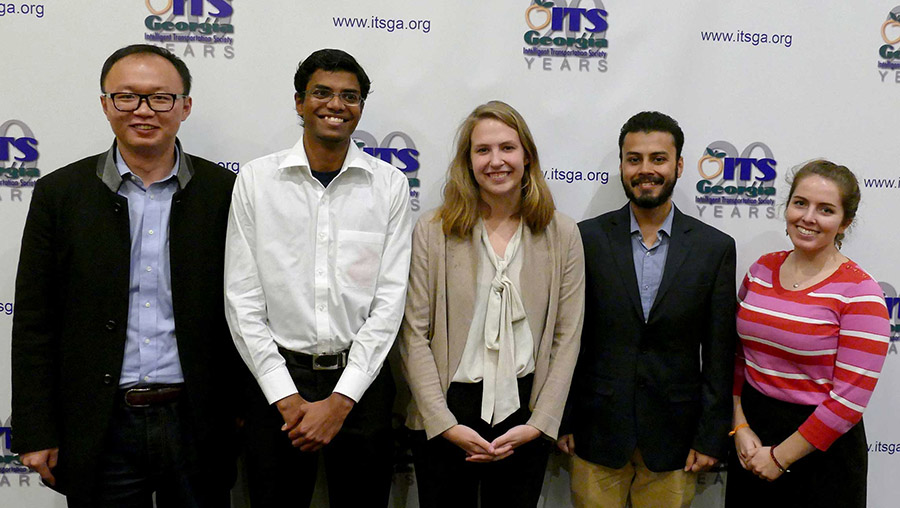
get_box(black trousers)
[411,375,550,508]
[68,395,229,508]
[243,352,395,508]
[725,384,868,508]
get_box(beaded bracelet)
[770,445,790,473]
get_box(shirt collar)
[629,203,675,238]
[96,138,193,192]
[114,146,179,188]
[278,136,374,176]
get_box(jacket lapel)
[606,204,644,320]
[650,206,693,318]
[520,224,551,355]
[445,227,478,381]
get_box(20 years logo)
[0,415,38,486]
[0,119,40,203]
[353,131,421,211]
[522,0,609,73]
[695,140,778,220]
[877,6,900,83]
[144,0,235,59]
[879,282,900,354]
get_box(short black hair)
[100,44,192,95]
[293,49,371,99]
[618,111,684,162]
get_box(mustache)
[630,174,665,186]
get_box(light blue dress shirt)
[115,148,184,387]
[629,205,674,322]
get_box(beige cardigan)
[399,210,585,439]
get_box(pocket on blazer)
[674,282,712,294]
[666,382,701,402]
[586,374,616,397]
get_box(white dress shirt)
[225,138,412,404]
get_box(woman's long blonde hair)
[438,101,555,237]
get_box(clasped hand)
[276,392,355,452]
[442,424,541,463]
[733,426,784,481]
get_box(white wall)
[2,1,899,506]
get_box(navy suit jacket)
[566,203,736,472]
[11,141,243,498]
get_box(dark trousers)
[243,352,395,508]
[68,394,228,508]
[725,384,868,508]
[411,375,550,508]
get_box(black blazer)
[11,141,242,498]
[566,203,736,472]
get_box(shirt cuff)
[527,409,561,440]
[257,365,298,405]
[333,364,376,403]
[423,410,458,440]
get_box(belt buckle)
[124,387,152,408]
[312,351,346,371]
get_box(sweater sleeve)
[733,271,752,397]
[798,277,891,450]
[731,261,759,397]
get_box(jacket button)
[103,374,113,385]
[113,203,122,213]
[105,320,116,331]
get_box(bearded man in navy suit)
[559,111,736,508]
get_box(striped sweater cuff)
[798,413,844,451]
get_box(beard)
[621,173,677,209]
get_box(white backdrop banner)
[2,1,899,507]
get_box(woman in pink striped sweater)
[725,160,891,507]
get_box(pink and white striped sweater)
[734,251,890,451]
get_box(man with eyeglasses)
[224,48,412,507]
[11,44,240,507]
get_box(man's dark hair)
[293,49,371,99]
[100,44,192,95]
[618,111,684,161]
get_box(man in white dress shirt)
[224,48,412,507]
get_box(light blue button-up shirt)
[629,205,674,322]
[115,148,184,387]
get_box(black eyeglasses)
[102,92,187,112]
[303,88,363,106]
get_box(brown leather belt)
[120,385,184,408]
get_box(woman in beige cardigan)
[400,101,585,508]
